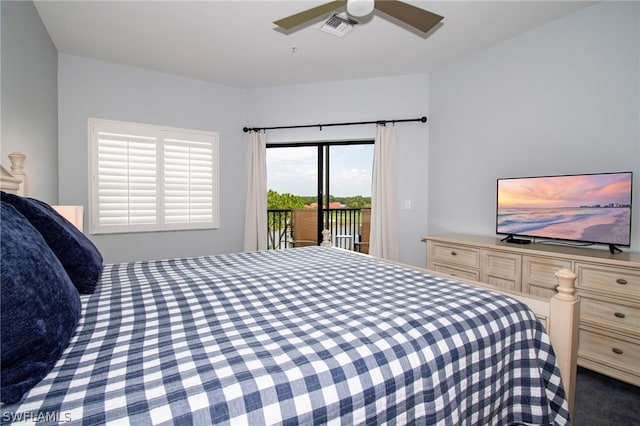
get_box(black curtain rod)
[242,116,427,133]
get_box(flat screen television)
[496,172,633,253]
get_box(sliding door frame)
[267,139,374,244]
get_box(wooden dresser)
[423,233,640,386]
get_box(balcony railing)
[267,208,369,251]
[267,209,294,249]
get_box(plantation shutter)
[164,137,215,224]
[96,132,158,228]
[89,119,219,234]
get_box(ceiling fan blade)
[374,0,443,33]
[274,0,347,30]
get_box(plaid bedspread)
[1,247,569,425]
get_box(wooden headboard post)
[8,152,26,196]
[0,152,26,195]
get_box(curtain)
[243,131,268,251]
[369,124,399,261]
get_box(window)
[88,118,219,234]
[266,141,374,249]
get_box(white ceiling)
[34,1,595,89]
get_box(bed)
[0,153,578,425]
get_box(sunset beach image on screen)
[496,172,632,246]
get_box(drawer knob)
[612,348,624,355]
[451,251,457,256]
[616,278,628,285]
[614,312,626,319]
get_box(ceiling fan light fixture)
[274,0,443,34]
[346,0,375,18]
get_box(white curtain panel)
[243,131,268,251]
[369,125,399,261]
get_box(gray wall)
[1,0,58,202]
[8,1,639,263]
[429,1,640,252]
[58,57,431,265]
[58,54,248,263]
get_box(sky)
[497,173,632,208]
[266,145,374,197]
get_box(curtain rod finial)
[420,116,427,123]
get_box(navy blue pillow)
[0,202,82,404]
[0,192,103,294]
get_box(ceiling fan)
[274,0,444,34]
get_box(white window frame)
[88,118,219,234]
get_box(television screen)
[496,172,633,248]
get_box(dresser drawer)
[580,295,640,336]
[482,250,522,291]
[522,255,573,298]
[430,243,480,269]
[430,262,480,282]
[576,263,640,299]
[578,328,640,377]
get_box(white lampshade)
[347,0,375,17]
[52,205,84,232]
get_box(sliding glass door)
[266,141,373,249]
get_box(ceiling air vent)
[320,13,358,37]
